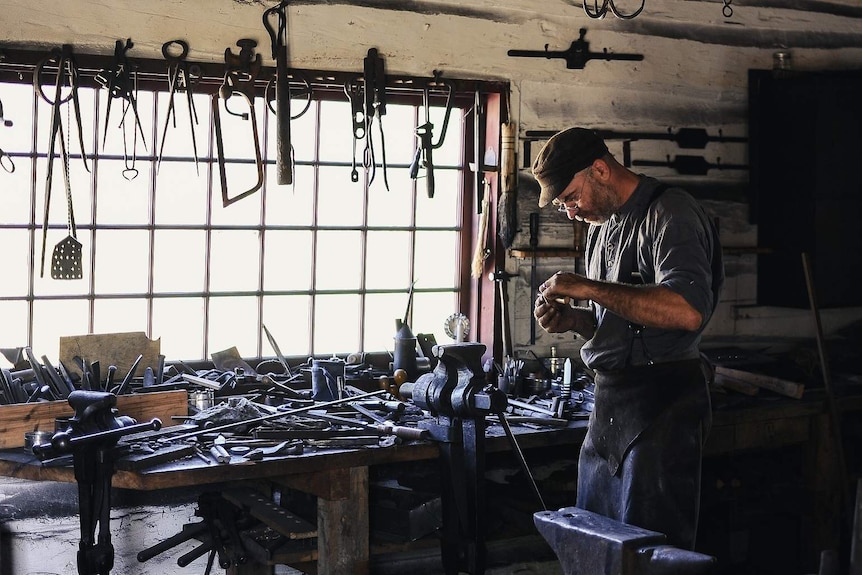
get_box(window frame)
[0,46,506,362]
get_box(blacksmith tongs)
[158,40,201,174]
[95,38,146,150]
[34,45,90,277]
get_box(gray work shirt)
[580,176,723,371]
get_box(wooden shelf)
[509,248,582,259]
[509,246,773,259]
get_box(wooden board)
[713,373,760,396]
[58,331,161,382]
[0,390,188,449]
[714,366,805,399]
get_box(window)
[0,50,500,362]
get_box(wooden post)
[317,466,370,575]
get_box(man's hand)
[539,271,591,302]
[534,293,576,334]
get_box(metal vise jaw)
[534,507,716,575]
[401,342,506,422]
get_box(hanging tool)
[95,38,146,151]
[525,127,746,150]
[119,67,141,181]
[529,212,539,345]
[0,147,14,174]
[508,28,644,70]
[264,70,312,135]
[471,88,485,212]
[363,47,389,190]
[34,45,90,279]
[632,154,748,176]
[33,45,90,173]
[471,179,491,279]
[214,39,264,207]
[0,94,12,127]
[158,40,200,174]
[583,0,646,19]
[344,79,364,183]
[489,269,516,360]
[409,70,454,198]
[262,1,293,186]
[50,167,82,280]
[498,115,518,248]
[0,95,14,173]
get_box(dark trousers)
[575,359,711,550]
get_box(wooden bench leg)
[317,466,369,575]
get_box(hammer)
[489,269,517,359]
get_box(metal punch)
[158,40,201,174]
[214,39,264,207]
[263,0,293,186]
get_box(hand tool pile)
[108,385,427,472]
[7,342,427,464]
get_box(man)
[531,127,723,550]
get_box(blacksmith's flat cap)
[532,127,608,208]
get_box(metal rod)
[496,411,546,511]
[802,252,851,514]
[169,389,387,442]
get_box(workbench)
[0,414,589,575]
[0,388,853,575]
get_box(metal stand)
[33,390,161,575]
[401,342,538,575]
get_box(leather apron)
[576,358,712,549]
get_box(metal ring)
[161,39,189,62]
[34,51,76,106]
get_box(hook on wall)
[583,0,645,19]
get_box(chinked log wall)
[1,1,862,573]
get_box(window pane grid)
[0,67,470,361]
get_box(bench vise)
[33,390,161,575]
[400,342,508,574]
[534,506,716,575]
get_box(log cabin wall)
[1,2,862,573]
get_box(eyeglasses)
[551,173,587,212]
